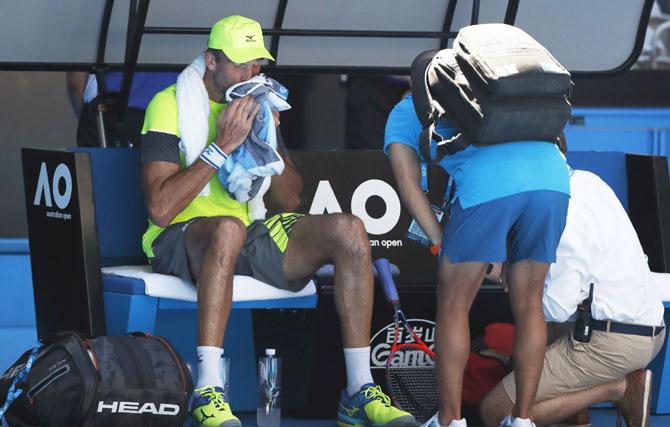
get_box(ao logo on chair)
[33,162,72,210]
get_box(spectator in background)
[66,70,178,147]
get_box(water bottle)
[257,348,281,427]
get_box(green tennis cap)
[208,15,274,64]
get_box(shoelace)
[201,388,228,412]
[362,385,393,407]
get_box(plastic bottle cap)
[265,348,276,356]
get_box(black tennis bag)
[411,24,572,161]
[0,331,192,427]
[454,24,573,99]
[414,49,571,146]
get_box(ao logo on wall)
[33,162,73,221]
[308,179,401,235]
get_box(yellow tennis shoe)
[190,385,241,427]
[337,383,417,427]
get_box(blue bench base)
[103,274,318,411]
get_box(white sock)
[343,347,374,396]
[499,415,513,427]
[422,413,467,427]
[196,346,224,389]
[510,417,535,427]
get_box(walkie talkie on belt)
[573,283,594,343]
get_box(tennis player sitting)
[140,15,416,427]
[384,92,569,427]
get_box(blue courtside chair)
[71,147,318,410]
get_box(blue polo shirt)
[384,96,570,208]
[85,72,179,110]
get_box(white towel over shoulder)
[176,54,211,196]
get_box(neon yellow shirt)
[140,85,250,258]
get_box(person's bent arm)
[388,143,442,246]
[542,215,593,323]
[264,115,303,213]
[66,71,89,118]
[265,149,303,213]
[143,160,217,227]
[143,96,259,227]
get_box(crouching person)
[480,166,666,427]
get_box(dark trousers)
[77,102,146,148]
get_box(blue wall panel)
[0,255,35,327]
[567,151,629,211]
[0,239,37,372]
[566,108,670,169]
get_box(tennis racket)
[373,258,437,423]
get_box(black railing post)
[441,0,459,49]
[470,0,480,25]
[118,0,150,124]
[270,0,289,63]
[504,0,520,25]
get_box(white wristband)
[200,143,228,170]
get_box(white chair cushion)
[102,265,316,303]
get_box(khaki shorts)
[502,322,666,403]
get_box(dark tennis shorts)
[442,190,569,264]
[149,213,310,291]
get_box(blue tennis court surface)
[236,410,670,426]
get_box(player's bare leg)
[283,214,417,427]
[283,213,373,347]
[435,257,489,425]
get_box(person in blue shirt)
[384,94,570,427]
[66,71,178,147]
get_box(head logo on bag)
[96,400,181,416]
[0,332,192,426]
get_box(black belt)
[591,320,665,337]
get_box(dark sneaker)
[337,383,417,426]
[190,385,241,427]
